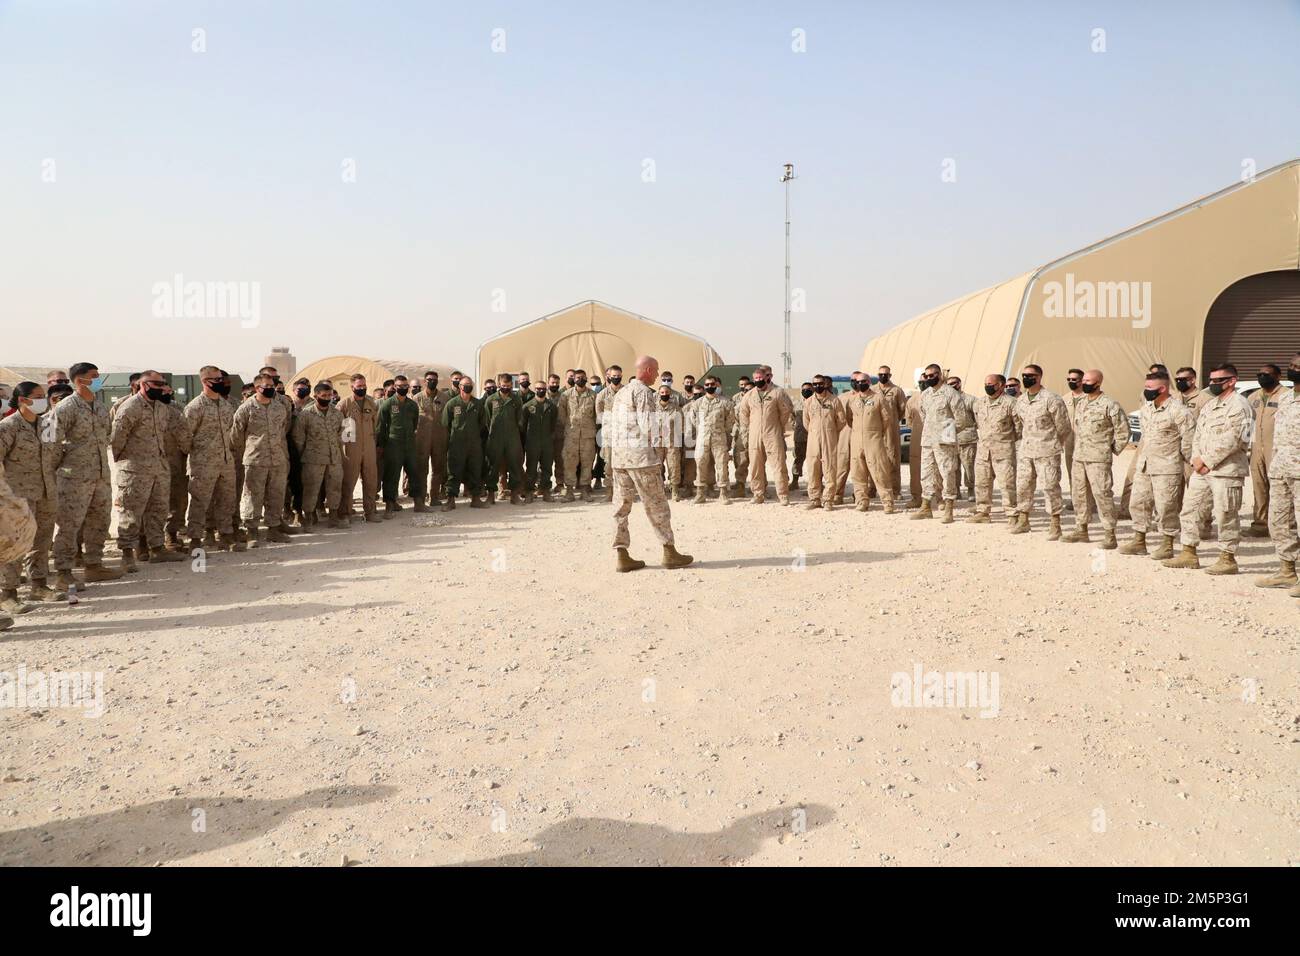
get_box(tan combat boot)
[778,495,791,506]
[1100,529,1118,550]
[855,496,869,513]
[1009,512,1029,534]
[662,544,694,569]
[152,546,185,563]
[84,562,125,581]
[1149,534,1175,561]
[804,499,821,510]
[1119,532,1147,555]
[1204,551,1238,575]
[1290,581,1300,598]
[967,510,990,524]
[119,547,139,574]
[720,488,731,506]
[1255,559,1298,588]
[910,501,933,520]
[883,497,896,514]
[561,486,575,502]
[1047,515,1062,540]
[218,531,246,552]
[0,589,34,615]
[1162,545,1199,569]
[56,570,79,593]
[0,612,12,633]
[693,489,707,504]
[26,580,67,603]
[823,499,835,512]
[266,527,292,544]
[940,500,954,524]
[1061,525,1090,544]
[615,548,645,573]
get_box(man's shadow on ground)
[451,803,834,866]
[0,786,394,866]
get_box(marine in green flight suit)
[523,385,558,499]
[441,381,490,509]
[376,381,420,514]
[485,381,526,502]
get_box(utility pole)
[780,163,795,387]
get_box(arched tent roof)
[861,159,1300,411]
[476,300,723,385]
[296,356,459,392]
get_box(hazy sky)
[3,0,1298,381]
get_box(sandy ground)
[1,448,1296,867]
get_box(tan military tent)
[860,159,1300,412]
[295,356,460,394]
[475,300,723,386]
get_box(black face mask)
[395,385,409,395]
[1288,367,1300,383]
[1257,373,1278,390]
[984,384,997,396]
[212,381,231,396]
[1174,378,1192,392]
[144,386,167,402]
[921,376,939,390]
[801,388,814,399]
[608,376,621,385]
[159,392,173,404]
[549,385,560,393]
[316,396,330,407]
[485,386,497,395]
[878,374,891,384]
[260,386,277,398]
[1143,388,1161,401]
[1021,374,1038,387]
[425,380,438,390]
[1066,380,1080,391]
[461,384,473,394]
[575,379,587,387]
[534,390,546,400]
[566,377,575,386]
[704,385,717,394]
[813,384,826,393]
[1208,381,1226,396]
[296,386,310,398]
[1005,386,1019,396]
[353,387,367,398]
[1080,382,1098,394]
[753,377,767,387]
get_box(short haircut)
[46,369,67,381]
[497,373,512,382]
[924,363,942,375]
[1149,363,1168,374]
[259,366,278,375]
[1146,370,1170,382]
[294,376,310,386]
[607,364,622,373]
[68,362,98,380]
[1068,368,1083,377]
[451,370,463,377]
[47,382,74,402]
[801,381,813,387]
[548,373,560,381]
[1261,362,1281,375]
[1023,364,1043,376]
[1212,362,1238,377]
[878,365,892,373]
[382,378,395,387]
[351,373,366,382]
[573,369,586,376]
[199,365,221,377]
[128,372,142,384]
[254,373,272,385]
[393,374,408,382]
[989,374,1006,385]
[1175,367,1195,378]
[313,381,332,393]
[425,370,439,377]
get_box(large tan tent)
[860,159,1300,412]
[296,356,459,395]
[476,300,723,385]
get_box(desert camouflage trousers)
[1070,459,1117,531]
[1179,472,1242,553]
[303,461,344,517]
[1016,455,1063,517]
[1267,475,1300,562]
[612,465,675,549]
[919,444,959,504]
[1129,472,1182,536]
[187,465,237,539]
[54,476,110,570]
[694,435,729,490]
[563,433,596,490]
[974,452,1016,516]
[115,468,170,550]
[241,462,289,531]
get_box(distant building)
[263,346,296,378]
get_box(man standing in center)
[1011,363,1072,539]
[485,372,525,505]
[1060,369,1129,549]
[338,373,381,524]
[376,374,419,517]
[607,355,692,572]
[111,370,186,571]
[594,365,624,502]
[415,370,451,509]
[802,375,844,511]
[911,364,963,523]
[557,369,598,502]
[968,374,1020,524]
[738,364,794,505]
[689,375,736,504]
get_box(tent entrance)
[1202,270,1300,377]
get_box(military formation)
[1,352,1297,629]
